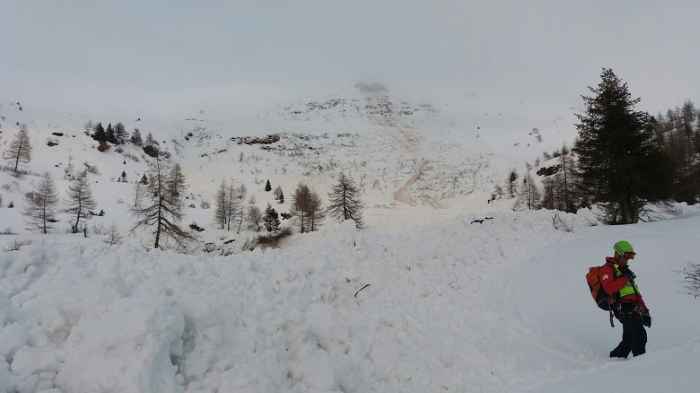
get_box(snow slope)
[1,91,498,248]
[1,207,698,393]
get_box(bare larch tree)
[24,172,59,234]
[66,170,97,233]
[327,173,363,228]
[3,125,32,174]
[133,159,191,248]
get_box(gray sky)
[2,0,699,147]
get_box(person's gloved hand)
[637,305,651,327]
[621,267,636,280]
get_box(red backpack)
[586,265,614,311]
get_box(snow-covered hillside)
[1,206,699,392]
[1,91,501,249]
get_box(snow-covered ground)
[1,206,699,393]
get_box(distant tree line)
[214,173,364,241]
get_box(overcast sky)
[2,1,699,144]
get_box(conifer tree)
[262,204,280,232]
[131,129,143,146]
[66,170,97,233]
[143,133,159,157]
[114,122,128,144]
[106,123,117,144]
[214,180,228,230]
[574,68,670,223]
[507,170,518,198]
[166,164,186,207]
[273,186,284,203]
[92,122,106,143]
[327,173,363,228]
[24,172,59,234]
[681,101,696,148]
[214,179,242,231]
[265,179,272,192]
[133,158,191,248]
[3,125,31,174]
[291,183,311,233]
[145,132,156,146]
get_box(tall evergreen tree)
[131,128,143,146]
[66,170,97,233]
[143,133,159,157]
[105,123,117,144]
[265,179,272,192]
[574,68,670,224]
[92,122,107,143]
[114,122,128,144]
[3,125,31,174]
[24,172,59,234]
[680,101,696,145]
[327,173,363,228]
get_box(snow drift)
[1,208,699,393]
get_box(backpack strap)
[609,308,614,328]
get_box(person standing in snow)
[600,240,651,358]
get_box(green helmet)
[614,240,635,256]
